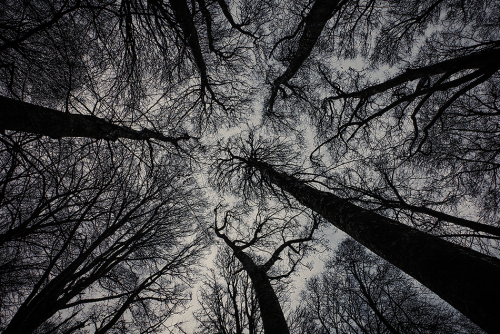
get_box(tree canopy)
[1,0,499,333]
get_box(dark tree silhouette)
[266,0,349,115]
[212,205,321,334]
[0,96,195,146]
[214,134,500,333]
[292,238,483,333]
[194,246,262,334]
[2,0,500,333]
[0,136,206,334]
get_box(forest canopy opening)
[1,0,499,333]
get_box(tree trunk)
[233,250,290,334]
[390,201,500,237]
[0,96,190,145]
[332,47,500,100]
[244,158,500,334]
[268,0,344,113]
[166,0,209,86]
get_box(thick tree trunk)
[268,0,344,113]
[233,250,290,334]
[244,159,500,334]
[0,96,190,145]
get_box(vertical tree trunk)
[233,250,290,334]
[244,159,500,334]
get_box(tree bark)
[214,216,290,334]
[233,250,290,334]
[0,96,191,145]
[268,0,345,113]
[242,158,500,334]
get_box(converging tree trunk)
[214,228,290,334]
[267,0,346,114]
[232,250,290,334]
[213,207,318,334]
[238,157,500,334]
[0,96,193,146]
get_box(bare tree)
[194,246,262,334]
[0,135,207,334]
[2,1,500,333]
[0,0,266,138]
[214,133,500,333]
[211,204,322,334]
[293,238,483,334]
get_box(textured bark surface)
[246,159,500,334]
[0,96,190,144]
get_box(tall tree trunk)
[330,47,500,100]
[375,197,500,237]
[0,96,191,145]
[163,0,210,88]
[233,249,290,334]
[242,158,500,334]
[214,212,290,334]
[267,0,345,113]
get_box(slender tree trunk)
[243,158,500,334]
[0,96,191,145]
[165,0,209,87]
[273,0,343,85]
[393,201,500,237]
[233,250,290,334]
[332,47,500,100]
